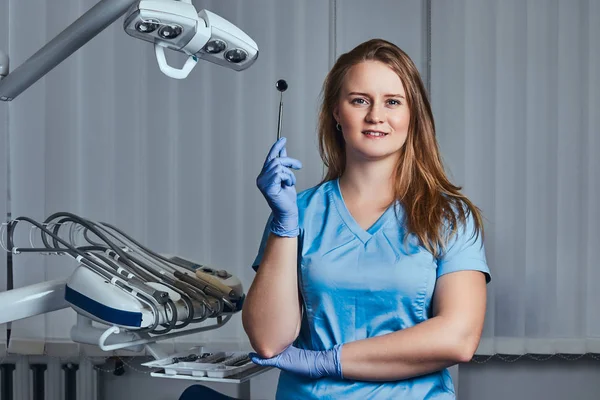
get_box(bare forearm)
[242,234,301,358]
[340,316,477,381]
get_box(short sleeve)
[250,213,273,272]
[437,211,491,283]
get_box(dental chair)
[179,384,239,400]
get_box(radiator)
[1,355,99,400]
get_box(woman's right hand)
[256,137,302,237]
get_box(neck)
[338,157,397,207]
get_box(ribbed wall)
[0,0,9,356]
[432,0,600,355]
[7,0,593,363]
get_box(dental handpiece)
[276,79,288,141]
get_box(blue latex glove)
[256,137,302,237]
[250,344,343,379]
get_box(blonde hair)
[317,38,483,257]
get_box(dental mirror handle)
[277,93,283,141]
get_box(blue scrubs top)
[251,179,491,399]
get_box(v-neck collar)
[331,178,397,244]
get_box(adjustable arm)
[0,0,137,101]
[0,279,69,324]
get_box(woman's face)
[334,60,410,164]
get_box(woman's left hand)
[250,344,343,379]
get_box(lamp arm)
[0,0,137,102]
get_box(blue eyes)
[350,98,401,106]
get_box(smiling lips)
[362,130,389,138]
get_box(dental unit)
[0,212,266,381]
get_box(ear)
[333,105,340,124]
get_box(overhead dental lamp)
[123,0,258,78]
[0,0,258,101]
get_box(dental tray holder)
[141,346,271,383]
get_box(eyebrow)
[348,91,405,99]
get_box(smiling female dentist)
[242,38,491,399]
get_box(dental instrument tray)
[142,346,270,383]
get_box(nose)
[366,104,385,123]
